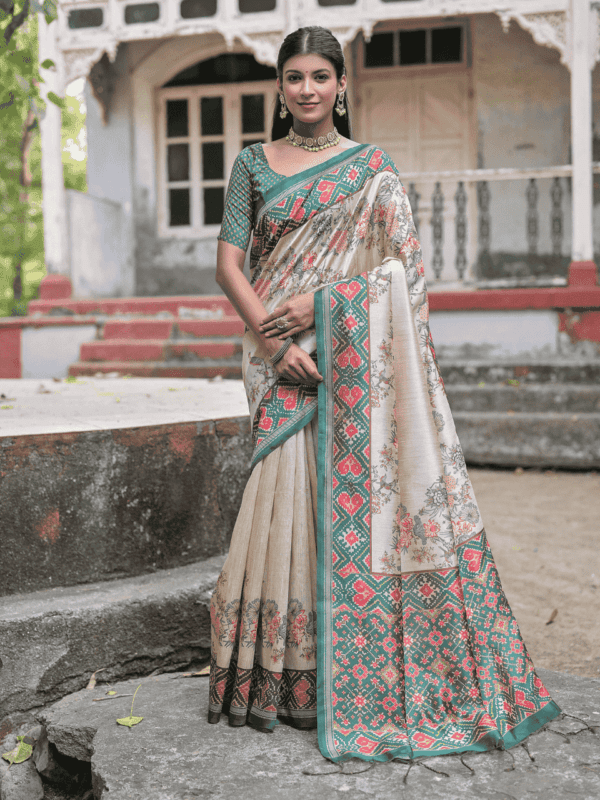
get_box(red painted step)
[29,294,236,317]
[101,317,245,340]
[80,339,242,362]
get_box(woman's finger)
[259,304,289,327]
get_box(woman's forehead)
[282,53,334,74]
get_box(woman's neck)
[291,116,337,140]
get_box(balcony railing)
[399,164,600,289]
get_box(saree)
[208,144,561,761]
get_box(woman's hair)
[270,26,352,141]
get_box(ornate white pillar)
[37,12,72,299]
[569,0,597,285]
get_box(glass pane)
[431,27,463,63]
[365,33,394,68]
[169,188,190,226]
[124,3,160,23]
[243,139,264,149]
[399,30,427,66]
[202,142,224,180]
[201,97,223,135]
[68,8,103,28]
[180,0,216,18]
[166,99,188,138]
[239,0,276,13]
[167,144,189,182]
[241,94,264,134]
[204,187,224,225]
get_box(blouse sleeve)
[218,151,253,252]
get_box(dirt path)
[470,468,600,679]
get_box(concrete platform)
[31,669,600,800]
[0,377,248,437]
[0,379,252,596]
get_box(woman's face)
[278,53,345,126]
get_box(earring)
[335,91,346,116]
[279,94,288,119]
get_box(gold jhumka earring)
[279,94,288,119]
[335,92,346,116]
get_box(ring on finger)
[275,316,289,331]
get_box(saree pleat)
[209,419,318,731]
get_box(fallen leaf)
[116,715,144,728]
[546,609,558,625]
[86,668,107,690]
[107,690,117,695]
[2,736,33,765]
[116,684,143,728]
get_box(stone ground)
[471,468,600,679]
[24,668,600,800]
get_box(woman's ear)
[338,74,347,94]
[277,77,282,94]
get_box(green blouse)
[218,144,284,252]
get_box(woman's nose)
[300,78,314,97]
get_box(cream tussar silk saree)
[208,144,561,762]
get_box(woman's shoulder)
[233,142,267,172]
[357,143,400,176]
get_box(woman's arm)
[216,240,322,385]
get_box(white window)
[157,81,275,237]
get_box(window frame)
[359,19,470,74]
[157,80,275,239]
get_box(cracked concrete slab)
[37,668,600,800]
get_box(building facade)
[37,0,599,299]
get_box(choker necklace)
[287,126,340,152]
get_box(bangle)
[269,337,294,365]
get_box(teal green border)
[259,144,369,221]
[250,398,317,470]
[314,284,335,762]
[313,280,562,763]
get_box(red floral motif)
[317,179,336,202]
[338,453,363,477]
[336,281,361,301]
[352,579,375,607]
[337,345,362,369]
[339,492,364,516]
[289,197,306,221]
[339,385,363,408]
[276,386,299,411]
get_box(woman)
[208,26,560,763]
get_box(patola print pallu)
[209,143,561,761]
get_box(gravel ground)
[470,467,600,679]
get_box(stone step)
[0,556,224,719]
[438,359,600,385]
[80,338,243,363]
[102,317,245,340]
[446,383,600,413]
[29,669,600,800]
[69,359,244,379]
[454,410,600,468]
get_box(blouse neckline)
[257,142,367,182]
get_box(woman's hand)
[273,343,322,386]
[259,294,315,340]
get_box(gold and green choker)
[287,127,341,152]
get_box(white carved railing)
[398,163,600,289]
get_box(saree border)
[315,284,337,761]
[258,143,370,223]
[250,396,317,470]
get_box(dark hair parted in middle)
[271,26,352,141]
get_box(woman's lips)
[298,103,318,109]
